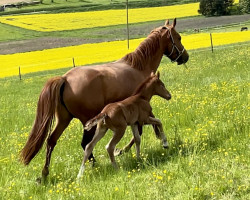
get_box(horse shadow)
[93,134,221,174]
[41,135,221,185]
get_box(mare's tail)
[20,77,65,165]
[85,113,107,131]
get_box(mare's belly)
[62,64,145,123]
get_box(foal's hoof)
[163,145,169,149]
[36,177,42,184]
[114,148,123,156]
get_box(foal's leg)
[131,124,141,159]
[39,109,72,183]
[148,117,169,149]
[81,126,96,162]
[77,123,108,179]
[106,126,126,168]
[115,116,163,156]
[114,124,142,156]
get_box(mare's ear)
[165,19,169,26]
[172,18,176,28]
[156,71,160,78]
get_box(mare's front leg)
[77,123,108,180]
[131,124,141,159]
[148,117,169,149]
[81,126,96,162]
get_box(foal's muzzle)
[166,94,171,100]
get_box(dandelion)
[115,187,119,191]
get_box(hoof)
[114,148,123,157]
[163,145,169,149]
[36,177,42,184]
[36,176,47,185]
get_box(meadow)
[0,45,249,199]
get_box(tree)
[239,0,250,13]
[199,0,234,16]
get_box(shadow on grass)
[38,133,223,185]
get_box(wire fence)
[0,40,249,83]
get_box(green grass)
[0,44,249,199]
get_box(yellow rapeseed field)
[0,3,199,32]
[0,31,249,78]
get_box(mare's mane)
[122,30,162,70]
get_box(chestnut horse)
[77,72,171,179]
[20,19,189,181]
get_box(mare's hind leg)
[77,123,108,179]
[106,126,126,168]
[81,126,96,162]
[39,108,72,183]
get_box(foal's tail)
[85,113,107,131]
[20,77,65,165]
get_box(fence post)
[126,0,129,50]
[19,66,22,80]
[72,58,75,67]
[210,33,214,53]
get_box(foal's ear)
[172,18,176,28]
[156,71,160,78]
[165,19,169,26]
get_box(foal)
[77,72,171,179]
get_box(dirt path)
[0,14,249,54]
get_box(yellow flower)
[0,31,249,78]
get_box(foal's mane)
[122,30,162,70]
[132,75,155,96]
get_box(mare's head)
[156,18,189,65]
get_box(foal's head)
[149,72,171,100]
[135,72,171,101]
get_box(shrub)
[239,0,250,13]
[199,0,234,16]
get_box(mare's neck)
[120,34,164,75]
[144,51,163,75]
